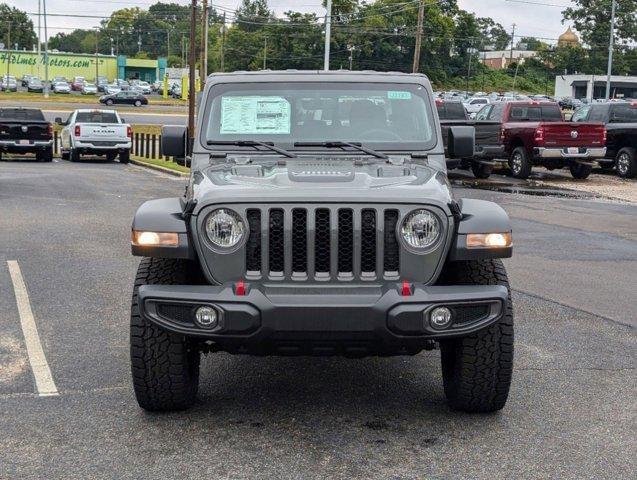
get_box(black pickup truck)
[571,102,637,178]
[0,108,53,162]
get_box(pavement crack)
[511,288,635,329]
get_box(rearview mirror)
[161,125,188,158]
[447,126,475,159]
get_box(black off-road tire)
[130,257,201,412]
[509,146,532,179]
[615,147,636,179]
[569,163,592,179]
[438,259,514,413]
[69,148,80,162]
[106,152,117,162]
[471,162,493,179]
[119,150,130,164]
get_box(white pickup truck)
[58,109,131,163]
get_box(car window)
[475,105,492,121]
[509,106,543,121]
[75,112,119,123]
[436,102,466,120]
[487,103,505,121]
[588,106,608,122]
[540,105,562,121]
[0,109,46,121]
[204,82,436,149]
[471,99,488,105]
[571,105,591,122]
[610,105,637,123]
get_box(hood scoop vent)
[288,161,355,183]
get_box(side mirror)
[161,125,188,158]
[54,117,63,125]
[120,118,126,123]
[447,126,475,159]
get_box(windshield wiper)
[207,140,297,158]
[294,141,388,159]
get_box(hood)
[191,156,454,214]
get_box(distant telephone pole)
[605,0,616,100]
[220,12,226,72]
[323,0,332,70]
[412,0,425,73]
[263,36,267,70]
[94,29,99,82]
[188,0,197,152]
[43,0,49,98]
[509,23,516,65]
[5,22,10,84]
[200,0,209,81]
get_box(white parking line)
[7,260,59,397]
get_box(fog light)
[430,306,453,329]
[195,306,218,329]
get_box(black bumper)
[138,283,508,356]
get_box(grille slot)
[360,209,377,273]
[383,210,400,273]
[245,209,261,272]
[314,209,331,274]
[292,209,307,273]
[268,209,284,273]
[243,206,406,281]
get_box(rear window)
[76,112,119,123]
[610,105,637,123]
[0,109,45,121]
[436,102,466,120]
[508,104,562,121]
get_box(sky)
[10,0,576,46]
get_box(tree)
[517,36,548,51]
[0,4,38,50]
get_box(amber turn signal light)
[131,230,178,247]
[466,232,512,249]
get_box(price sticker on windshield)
[387,91,412,100]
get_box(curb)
[130,158,189,177]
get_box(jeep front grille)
[244,206,401,281]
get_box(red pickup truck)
[472,101,606,179]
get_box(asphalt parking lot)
[0,159,635,479]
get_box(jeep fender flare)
[448,198,512,261]
[131,197,195,259]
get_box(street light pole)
[37,0,41,78]
[323,0,332,70]
[200,0,209,80]
[43,0,49,98]
[605,0,616,100]
[188,0,197,154]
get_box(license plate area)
[18,140,30,145]
[567,147,581,154]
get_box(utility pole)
[323,0,332,70]
[5,22,10,85]
[509,23,516,66]
[95,29,99,82]
[348,45,355,70]
[605,0,616,100]
[37,0,41,78]
[137,34,142,53]
[263,36,267,70]
[220,12,226,72]
[200,0,209,80]
[166,30,170,58]
[188,0,197,153]
[43,0,49,98]
[412,0,424,73]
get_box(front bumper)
[534,146,606,160]
[138,282,508,356]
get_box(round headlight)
[400,209,441,250]
[205,209,245,249]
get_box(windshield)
[203,82,436,151]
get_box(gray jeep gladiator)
[130,71,514,413]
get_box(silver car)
[53,81,71,94]
[81,83,98,95]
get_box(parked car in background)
[21,74,33,87]
[170,84,182,98]
[52,81,71,94]
[571,101,637,178]
[27,77,44,93]
[99,91,148,107]
[463,97,490,118]
[558,97,583,110]
[1,75,18,92]
[472,101,606,179]
[104,83,121,95]
[137,81,152,95]
[71,76,86,91]
[97,76,109,92]
[58,109,131,163]
[0,107,53,161]
[52,76,67,85]
[116,79,130,91]
[81,83,98,95]
[151,80,163,92]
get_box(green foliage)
[0,4,38,50]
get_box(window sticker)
[387,91,412,100]
[220,96,291,134]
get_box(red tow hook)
[401,281,413,297]
[234,280,246,296]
